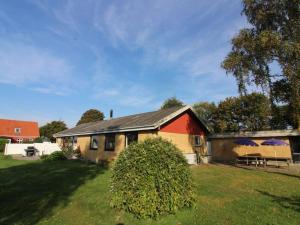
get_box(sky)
[0,0,248,127]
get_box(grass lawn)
[0,155,299,225]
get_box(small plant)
[73,147,81,159]
[0,154,12,160]
[61,145,73,158]
[0,139,8,153]
[110,137,195,219]
[42,151,66,161]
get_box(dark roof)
[209,129,300,139]
[54,106,203,137]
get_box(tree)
[214,93,271,132]
[76,109,104,126]
[222,0,300,128]
[193,102,217,132]
[160,97,184,109]
[214,97,240,132]
[40,121,67,142]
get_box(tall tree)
[214,93,271,132]
[160,97,184,109]
[222,0,300,128]
[40,121,67,142]
[77,109,104,126]
[193,102,217,132]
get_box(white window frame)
[17,138,23,143]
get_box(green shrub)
[40,154,49,160]
[42,151,66,161]
[110,137,195,219]
[61,145,73,158]
[0,154,12,160]
[0,139,8,153]
[34,136,50,143]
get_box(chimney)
[110,109,113,119]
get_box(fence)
[4,143,61,156]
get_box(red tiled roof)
[0,119,39,138]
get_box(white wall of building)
[4,143,61,156]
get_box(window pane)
[105,134,115,151]
[194,136,201,146]
[126,132,138,146]
[90,135,98,150]
[73,136,77,144]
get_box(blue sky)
[0,0,247,127]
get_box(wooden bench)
[236,156,263,167]
[236,155,292,167]
[262,157,292,167]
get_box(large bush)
[110,137,195,219]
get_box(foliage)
[214,93,271,132]
[110,137,195,219]
[160,97,184,109]
[0,139,8,153]
[41,151,67,161]
[76,109,104,126]
[40,121,67,142]
[193,102,217,132]
[222,0,300,128]
[61,145,74,159]
[33,136,50,143]
[73,147,81,158]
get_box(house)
[54,106,210,164]
[0,119,40,143]
[209,130,300,163]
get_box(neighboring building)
[0,119,40,143]
[54,106,210,164]
[209,130,300,163]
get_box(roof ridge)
[75,106,186,127]
[0,119,38,123]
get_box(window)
[105,134,115,151]
[90,135,99,150]
[126,132,138,147]
[17,138,23,143]
[194,135,201,146]
[72,136,78,145]
[14,128,21,134]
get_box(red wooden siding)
[160,111,205,135]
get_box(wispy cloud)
[0,39,74,95]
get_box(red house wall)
[160,111,205,135]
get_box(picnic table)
[236,155,292,167]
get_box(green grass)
[0,156,299,225]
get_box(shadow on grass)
[0,160,107,225]
[232,164,300,180]
[256,190,300,213]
